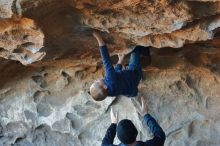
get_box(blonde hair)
[90,82,107,101]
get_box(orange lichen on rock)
[0,16,45,65]
[0,16,36,32]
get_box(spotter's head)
[117,119,138,144]
[89,79,108,101]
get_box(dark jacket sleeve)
[114,64,122,71]
[101,123,117,146]
[144,114,166,146]
[99,46,115,80]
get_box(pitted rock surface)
[0,0,220,146]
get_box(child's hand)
[110,107,118,124]
[117,53,125,64]
[92,31,102,40]
[92,31,105,46]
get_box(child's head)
[90,79,108,101]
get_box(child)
[90,32,150,101]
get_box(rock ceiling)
[0,0,219,65]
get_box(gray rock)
[52,118,71,133]
[36,103,53,117]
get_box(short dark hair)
[116,119,138,144]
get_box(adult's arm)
[99,46,115,80]
[101,123,117,146]
[144,114,166,146]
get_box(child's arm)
[93,32,115,79]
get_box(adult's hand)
[136,96,148,116]
[110,107,118,124]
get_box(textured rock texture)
[0,44,220,146]
[67,0,220,48]
[1,0,220,64]
[0,0,220,146]
[0,17,45,65]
